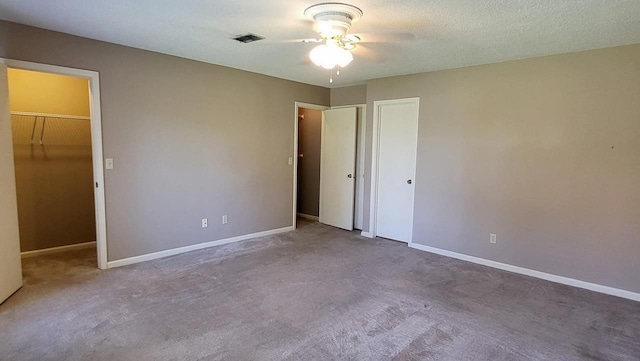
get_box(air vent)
[232,34,265,43]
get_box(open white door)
[0,63,23,303]
[319,107,357,230]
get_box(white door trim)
[293,102,329,230]
[366,97,420,242]
[0,58,108,270]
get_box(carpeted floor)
[1,219,639,361]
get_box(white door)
[320,107,357,230]
[0,63,23,303]
[375,99,419,242]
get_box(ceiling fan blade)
[353,32,415,44]
[296,18,315,27]
[253,38,320,45]
[353,44,387,64]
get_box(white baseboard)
[21,241,96,258]
[296,213,319,221]
[360,231,374,238]
[107,226,294,269]
[409,243,640,302]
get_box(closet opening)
[7,68,100,270]
[295,105,325,228]
[292,102,366,231]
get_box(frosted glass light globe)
[309,43,353,70]
[310,44,337,69]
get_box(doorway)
[369,98,419,243]
[9,68,98,258]
[0,59,107,269]
[293,102,366,231]
[296,106,324,223]
[294,103,328,228]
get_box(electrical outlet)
[222,215,228,224]
[105,158,114,170]
[288,157,293,165]
[490,233,497,244]
[201,218,208,228]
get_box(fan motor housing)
[304,3,363,37]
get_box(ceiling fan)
[301,2,364,81]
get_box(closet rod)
[10,111,90,121]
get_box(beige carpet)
[1,219,639,361]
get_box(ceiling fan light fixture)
[337,48,353,67]
[309,44,333,69]
[309,43,353,70]
[344,34,361,43]
[305,3,361,77]
[342,42,356,50]
[315,20,349,38]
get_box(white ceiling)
[1,0,639,88]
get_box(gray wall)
[364,44,640,293]
[0,20,329,261]
[297,108,322,217]
[330,85,367,107]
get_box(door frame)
[366,97,420,242]
[293,102,329,230]
[0,58,108,269]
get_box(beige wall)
[297,108,322,217]
[8,69,90,116]
[330,85,366,107]
[0,20,330,261]
[364,44,640,293]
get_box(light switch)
[105,158,114,170]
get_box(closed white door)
[375,99,419,242]
[0,63,23,303]
[320,107,357,230]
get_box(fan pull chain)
[329,68,333,83]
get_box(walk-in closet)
[8,69,97,266]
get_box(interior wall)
[364,44,640,293]
[297,108,323,217]
[8,69,95,252]
[0,20,330,262]
[330,85,366,107]
[8,69,90,116]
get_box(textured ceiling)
[1,0,639,88]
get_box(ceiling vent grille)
[232,34,265,43]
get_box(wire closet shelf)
[10,111,91,146]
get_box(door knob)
[407,179,412,184]
[347,174,353,178]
